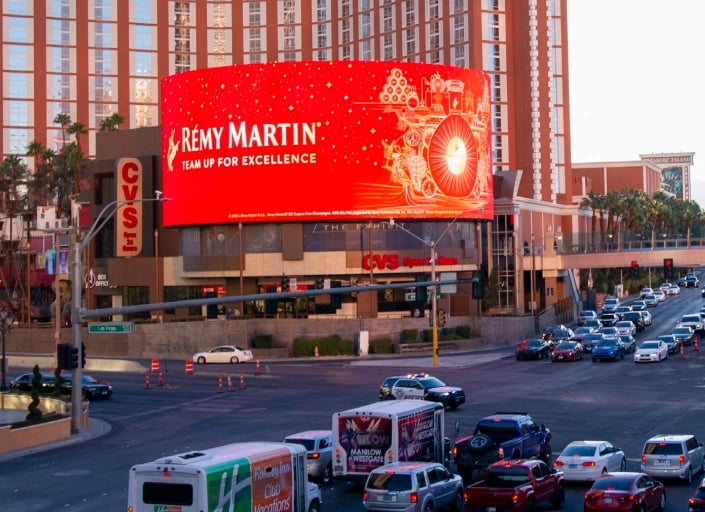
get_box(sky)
[567,0,705,206]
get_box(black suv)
[622,311,645,331]
[378,373,465,409]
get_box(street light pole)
[69,195,168,434]
[0,304,13,391]
[389,217,462,367]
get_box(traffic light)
[69,346,80,369]
[281,274,290,292]
[438,309,446,327]
[472,271,483,299]
[81,342,86,368]
[57,343,71,370]
[315,278,324,289]
[664,258,674,280]
[630,260,639,278]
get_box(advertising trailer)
[332,400,445,480]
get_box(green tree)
[98,112,124,131]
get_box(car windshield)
[284,438,315,450]
[644,442,683,455]
[555,343,574,350]
[561,445,596,457]
[590,477,632,491]
[640,342,658,350]
[366,473,412,491]
[658,336,675,343]
[418,377,446,389]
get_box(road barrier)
[151,359,160,373]
[227,374,234,392]
[185,360,194,374]
[217,374,224,393]
[255,359,261,376]
[144,372,150,389]
[240,374,246,390]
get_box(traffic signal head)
[630,260,640,278]
[664,258,674,279]
[438,309,446,327]
[57,343,72,370]
[81,342,86,368]
[69,346,80,369]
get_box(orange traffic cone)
[680,343,685,359]
[240,374,246,390]
[218,374,224,393]
[227,374,234,392]
[157,371,164,387]
[144,372,150,389]
[695,338,700,352]
[255,359,261,376]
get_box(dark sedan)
[515,338,551,360]
[59,373,113,400]
[9,372,57,393]
[584,472,665,511]
[689,480,705,512]
[551,341,583,362]
[658,334,681,355]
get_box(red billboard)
[161,61,492,226]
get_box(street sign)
[87,322,133,334]
[440,272,457,293]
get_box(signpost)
[87,322,133,334]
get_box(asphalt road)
[2,284,705,511]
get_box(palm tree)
[53,112,72,146]
[0,155,28,213]
[98,112,124,131]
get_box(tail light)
[553,460,563,467]
[680,455,686,465]
[362,491,368,502]
[641,455,647,464]
[410,492,418,504]
[511,493,519,504]
[498,447,504,458]
[582,461,596,467]
[308,452,320,460]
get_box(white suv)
[284,430,333,483]
[363,461,464,512]
[640,434,705,483]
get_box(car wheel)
[549,484,565,509]
[467,434,493,455]
[322,463,332,484]
[423,500,434,512]
[452,489,464,512]
[685,467,693,484]
[308,500,321,512]
[658,491,666,511]
[196,356,206,364]
[230,356,240,364]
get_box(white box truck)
[127,441,322,512]
[332,400,445,480]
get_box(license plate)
[486,508,496,512]
[657,459,670,465]
[381,495,397,502]
[602,497,613,503]
[558,356,564,360]
[569,464,577,469]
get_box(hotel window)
[340,0,352,60]
[6,73,28,99]
[209,2,231,67]
[7,101,30,126]
[48,19,73,46]
[133,25,155,51]
[5,16,30,43]
[6,45,30,71]
[403,2,417,58]
[48,0,73,19]
[5,0,30,15]
[132,1,156,24]
[383,34,395,60]
[382,2,394,32]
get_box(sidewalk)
[0,415,111,462]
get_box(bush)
[455,325,471,338]
[401,329,419,343]
[292,335,354,357]
[369,337,394,354]
[253,334,274,348]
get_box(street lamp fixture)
[389,217,461,367]
[0,303,14,391]
[68,193,169,433]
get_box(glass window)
[7,101,30,126]
[6,45,30,70]
[132,1,155,23]
[48,19,73,46]
[7,73,30,98]
[132,25,155,50]
[6,0,31,15]
[5,17,31,43]
[133,52,155,76]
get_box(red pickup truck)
[463,459,565,511]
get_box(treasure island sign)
[161,61,492,227]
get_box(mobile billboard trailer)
[126,441,322,512]
[332,400,445,480]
